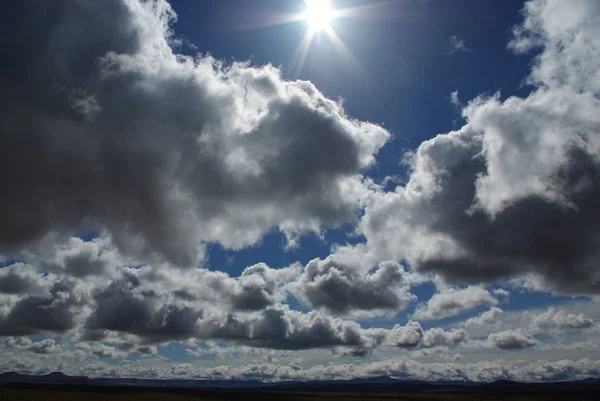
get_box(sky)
[1,0,600,383]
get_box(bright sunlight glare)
[302,0,334,32]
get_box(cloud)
[26,236,128,278]
[422,327,469,348]
[75,343,128,359]
[140,262,299,312]
[359,0,600,294]
[186,341,289,361]
[509,0,600,91]
[387,321,468,349]
[413,287,499,320]
[0,263,50,294]
[387,321,426,348]
[0,245,417,352]
[450,90,462,107]
[0,336,33,350]
[28,339,62,355]
[449,36,470,54]
[0,0,390,268]
[194,305,387,351]
[12,355,598,383]
[0,274,91,336]
[487,330,538,350]
[530,307,595,331]
[1,337,61,354]
[80,268,383,350]
[463,307,504,329]
[292,245,415,317]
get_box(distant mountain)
[0,372,89,384]
[1,371,599,392]
[92,377,265,389]
[0,372,262,389]
[489,379,523,387]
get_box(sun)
[302,0,334,32]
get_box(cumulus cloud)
[0,263,50,294]
[0,273,91,336]
[387,321,468,349]
[463,307,504,329]
[422,327,469,348]
[79,268,383,350]
[1,246,408,352]
[387,321,425,348]
[0,237,302,339]
[413,287,499,320]
[75,343,128,359]
[20,235,128,278]
[0,0,390,268]
[359,0,600,294]
[132,262,299,312]
[530,308,595,331]
[9,355,598,384]
[1,337,61,354]
[28,339,62,355]
[292,245,415,317]
[194,305,387,351]
[487,330,538,350]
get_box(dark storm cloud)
[0,263,49,294]
[0,277,90,336]
[84,273,202,342]
[0,0,389,268]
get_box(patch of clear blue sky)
[0,258,19,268]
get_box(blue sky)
[2,0,600,383]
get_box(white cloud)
[450,90,462,107]
[1,337,61,355]
[5,354,600,383]
[413,287,499,320]
[463,307,504,330]
[487,330,538,350]
[530,308,595,332]
[449,36,471,54]
[386,321,468,349]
